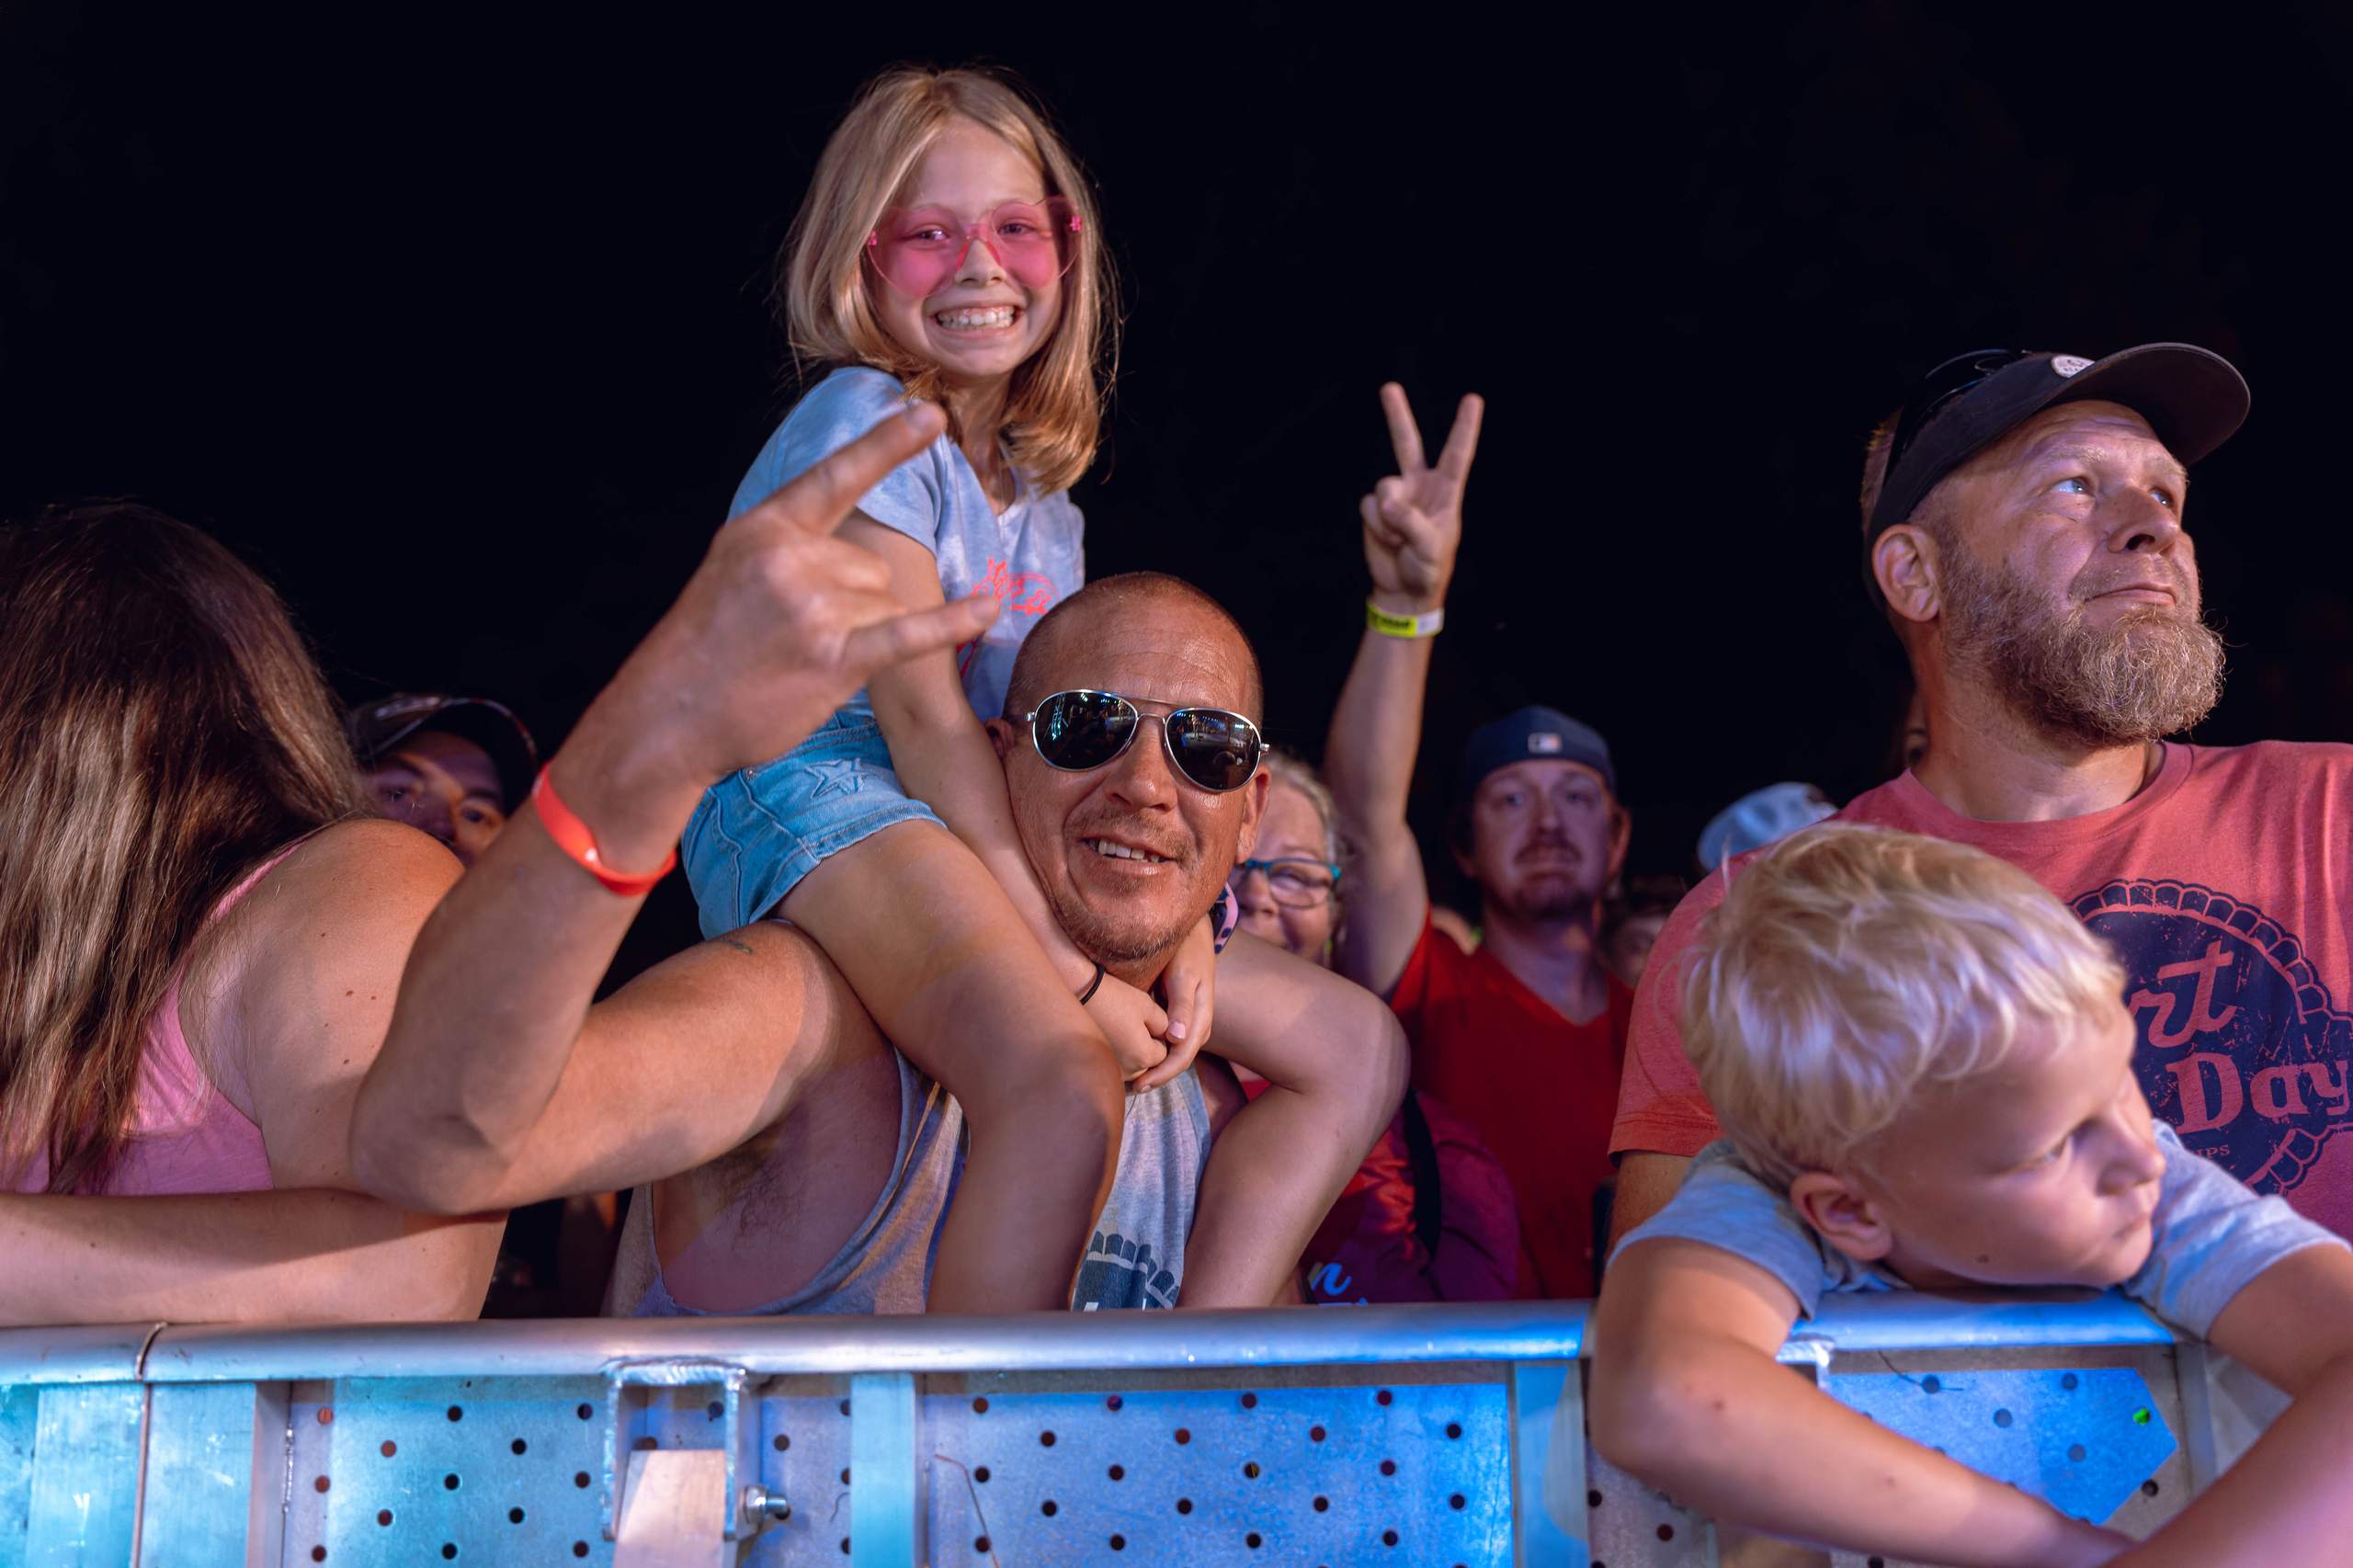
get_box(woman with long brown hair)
[0,503,500,1323]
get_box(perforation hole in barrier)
[279,1375,616,1564]
[924,1375,1509,1562]
[273,1375,870,1568]
[1586,1441,1711,1566]
[1826,1365,2177,1527]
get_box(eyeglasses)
[1879,347,2033,497]
[864,198,1084,299]
[1012,689,1264,793]
[1235,856,1342,909]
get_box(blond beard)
[1935,527,2225,747]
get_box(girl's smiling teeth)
[935,305,1019,331]
[1086,837,1168,865]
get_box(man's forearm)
[1325,613,1441,992]
[1324,615,1437,843]
[353,669,699,1211]
[873,699,1093,987]
[1607,1152,1693,1251]
[0,1191,499,1325]
[2117,1352,2353,1566]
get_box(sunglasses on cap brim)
[1010,689,1264,793]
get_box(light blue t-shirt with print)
[729,366,1086,725]
[1615,1121,2347,1336]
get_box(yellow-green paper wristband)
[1366,598,1445,638]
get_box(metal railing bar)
[112,1302,1588,1383]
[0,1292,2182,1388]
[0,1323,163,1386]
[1799,1290,2177,1352]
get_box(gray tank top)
[607,1051,1211,1316]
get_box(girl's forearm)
[0,1191,501,1325]
[1182,1084,1368,1306]
[873,702,1094,985]
[1181,960,1408,1306]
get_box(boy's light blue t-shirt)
[729,366,1086,724]
[1615,1122,2347,1336]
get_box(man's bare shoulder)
[620,918,874,1036]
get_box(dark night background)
[6,5,2350,972]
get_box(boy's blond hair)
[778,65,1115,495]
[1682,823,2125,1188]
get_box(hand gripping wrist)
[1367,597,1445,638]
[530,766,678,897]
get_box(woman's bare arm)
[0,819,501,1325]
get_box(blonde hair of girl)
[777,65,1117,495]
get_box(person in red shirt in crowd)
[1233,749,1518,1304]
[1609,343,2353,1249]
[1324,383,1635,1298]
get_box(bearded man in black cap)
[1324,384,1634,1299]
[1612,343,2353,1246]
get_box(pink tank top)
[12,850,289,1196]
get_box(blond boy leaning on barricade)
[1588,823,2353,1568]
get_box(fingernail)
[1166,1021,1188,1042]
[904,402,941,432]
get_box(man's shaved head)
[1006,573,1265,721]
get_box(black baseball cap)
[347,693,539,812]
[1864,344,2251,552]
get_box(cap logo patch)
[2052,355,2093,378]
[1529,733,1563,755]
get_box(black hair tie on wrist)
[1076,962,1106,1005]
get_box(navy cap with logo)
[347,693,540,812]
[1864,343,2251,580]
[1455,706,1617,805]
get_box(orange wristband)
[529,767,677,897]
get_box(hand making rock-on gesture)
[1360,381,1485,615]
[616,401,1001,791]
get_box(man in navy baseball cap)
[1607,341,2353,1278]
[1452,705,1617,805]
[1442,705,1629,974]
[1318,381,1636,1298]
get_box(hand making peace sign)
[1360,381,1485,613]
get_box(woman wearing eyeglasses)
[1229,751,1519,1304]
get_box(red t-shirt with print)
[1393,915,1633,1297]
[1611,742,2353,1234]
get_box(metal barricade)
[0,1294,2219,1566]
